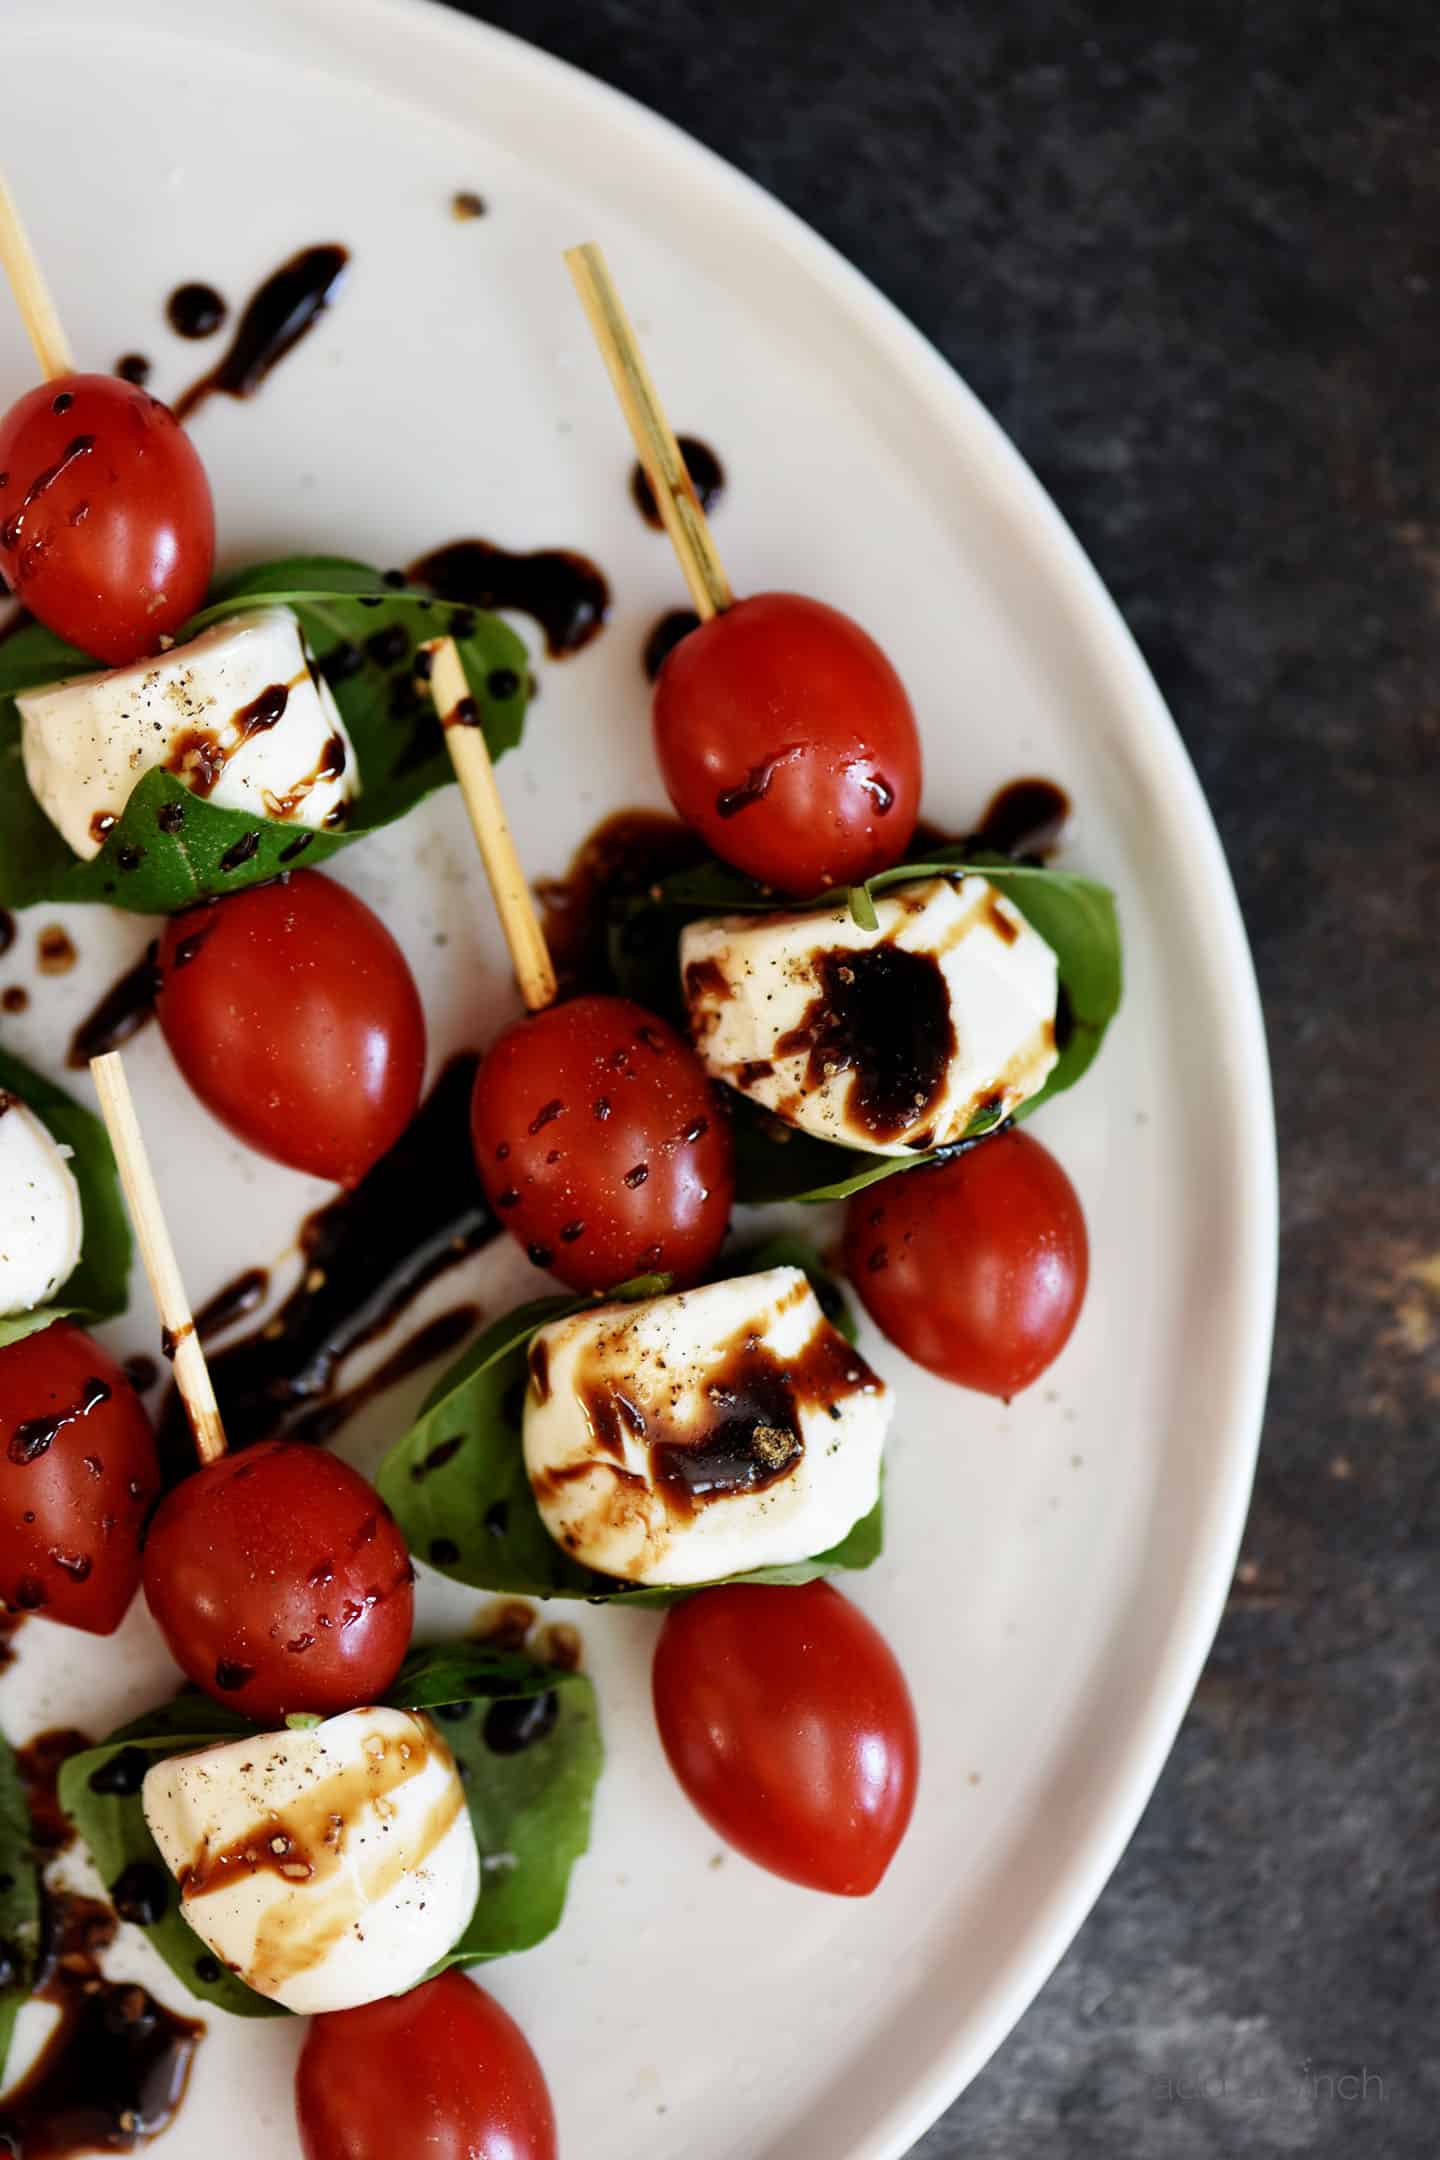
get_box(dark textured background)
[447,5,1439,2153]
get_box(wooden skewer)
[565,241,732,622]
[0,172,74,382]
[425,637,558,1013]
[89,1051,227,1466]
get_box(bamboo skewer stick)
[89,1051,227,1466]
[565,241,732,621]
[0,172,74,382]
[425,636,557,1013]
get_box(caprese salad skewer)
[83,1049,481,2013]
[422,633,736,1293]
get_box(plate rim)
[4,3,1280,2152]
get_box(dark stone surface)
[449,4,1439,2151]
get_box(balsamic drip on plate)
[173,244,349,423]
[66,946,158,1068]
[156,1057,495,1475]
[535,807,708,996]
[0,1890,202,2159]
[166,283,227,340]
[641,608,700,682]
[630,437,724,528]
[972,777,1071,860]
[409,539,609,658]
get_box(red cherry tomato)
[155,872,426,1186]
[844,1128,1088,1397]
[142,1438,414,1720]
[296,1971,557,2160]
[0,1322,159,1635]
[652,591,922,897]
[470,994,733,1292]
[0,373,214,663]
[653,1580,918,1894]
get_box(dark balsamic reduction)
[35,925,77,975]
[642,607,699,682]
[166,283,227,340]
[0,1607,24,1670]
[66,946,158,1068]
[774,944,955,1143]
[115,353,152,387]
[283,1305,480,1449]
[193,1268,270,1343]
[156,1057,495,1474]
[0,1890,202,2159]
[9,1377,111,1467]
[535,807,707,996]
[974,777,1071,859]
[630,437,724,528]
[1,987,30,1015]
[483,1691,559,1756]
[173,244,349,422]
[451,190,487,221]
[0,907,14,957]
[121,1354,160,1395]
[409,539,609,658]
[566,1296,879,1523]
[15,1727,88,1853]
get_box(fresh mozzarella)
[17,607,358,861]
[141,1707,478,2015]
[680,874,1059,1156]
[0,1092,83,1315]
[523,1266,888,1586]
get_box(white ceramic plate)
[0,2,1277,2154]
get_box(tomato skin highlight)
[141,1438,414,1721]
[651,591,922,896]
[470,994,734,1292]
[652,1580,919,1895]
[0,373,215,664]
[155,872,426,1187]
[844,1129,1089,1397]
[0,1321,159,1635]
[296,1971,558,2160]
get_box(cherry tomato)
[155,872,426,1186]
[845,1128,1088,1397]
[0,373,214,663]
[651,591,922,896]
[296,1972,557,2160]
[470,994,733,1292]
[142,1438,414,1720]
[0,1322,159,1635]
[653,1580,918,1894]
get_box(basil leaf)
[376,1242,882,1604]
[609,847,1122,1204]
[0,557,529,914]
[0,1732,41,2084]
[56,1644,603,2018]
[0,1050,132,1349]
[387,1645,601,1968]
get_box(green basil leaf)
[0,1732,42,2084]
[376,1243,881,1604]
[56,1644,603,2018]
[0,1050,132,1349]
[386,1645,601,1969]
[609,847,1121,1204]
[0,557,529,914]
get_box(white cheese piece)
[680,874,1060,1156]
[524,1266,889,1586]
[0,1092,83,1315]
[142,1707,479,2015]
[17,607,358,861]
